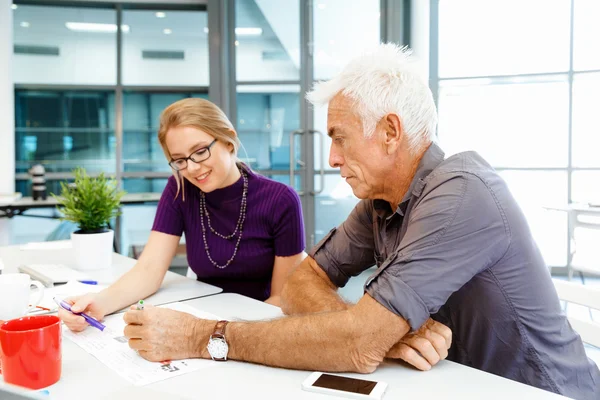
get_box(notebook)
[19,263,91,287]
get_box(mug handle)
[27,280,45,313]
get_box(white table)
[13,293,568,400]
[0,242,222,307]
[0,193,162,253]
[0,193,161,218]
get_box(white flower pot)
[71,229,114,270]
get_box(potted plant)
[53,168,125,270]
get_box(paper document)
[20,263,92,287]
[29,280,107,315]
[20,241,73,251]
[63,302,221,386]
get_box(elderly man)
[124,44,599,399]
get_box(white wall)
[0,0,15,195]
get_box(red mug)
[0,315,62,389]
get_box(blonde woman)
[59,98,306,331]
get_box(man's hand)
[386,318,452,371]
[123,305,213,362]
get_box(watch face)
[207,337,229,359]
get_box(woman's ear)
[227,130,238,153]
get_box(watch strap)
[211,320,229,339]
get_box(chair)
[553,279,600,350]
[566,205,600,284]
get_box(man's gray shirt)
[310,143,599,399]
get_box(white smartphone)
[301,372,388,400]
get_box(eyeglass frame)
[168,139,218,171]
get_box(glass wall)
[9,0,385,253]
[11,2,208,254]
[232,0,381,247]
[236,85,300,171]
[122,92,208,177]
[121,10,209,86]
[13,5,117,85]
[311,0,381,243]
[234,0,302,195]
[15,89,115,177]
[432,0,600,269]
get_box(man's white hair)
[306,43,437,153]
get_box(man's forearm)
[221,295,408,373]
[280,257,349,315]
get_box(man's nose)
[329,145,343,168]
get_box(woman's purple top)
[151,166,305,301]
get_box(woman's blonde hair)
[158,98,241,200]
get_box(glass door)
[309,0,382,247]
[234,0,303,183]
[233,0,309,245]
[232,0,382,248]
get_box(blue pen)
[53,297,106,331]
[78,280,98,285]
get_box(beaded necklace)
[199,169,248,269]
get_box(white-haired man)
[123,44,599,399]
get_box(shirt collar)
[373,142,445,219]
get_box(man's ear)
[383,113,403,154]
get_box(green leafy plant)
[52,168,126,233]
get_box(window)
[313,0,380,81]
[15,89,115,176]
[432,0,600,268]
[438,0,570,78]
[11,3,208,252]
[13,5,117,85]
[437,77,569,168]
[572,73,600,167]
[122,10,209,86]
[236,85,300,170]
[573,0,600,71]
[235,0,299,82]
[123,92,208,174]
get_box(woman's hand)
[57,293,108,332]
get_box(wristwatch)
[206,320,229,361]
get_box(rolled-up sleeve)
[309,200,376,287]
[366,174,510,331]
